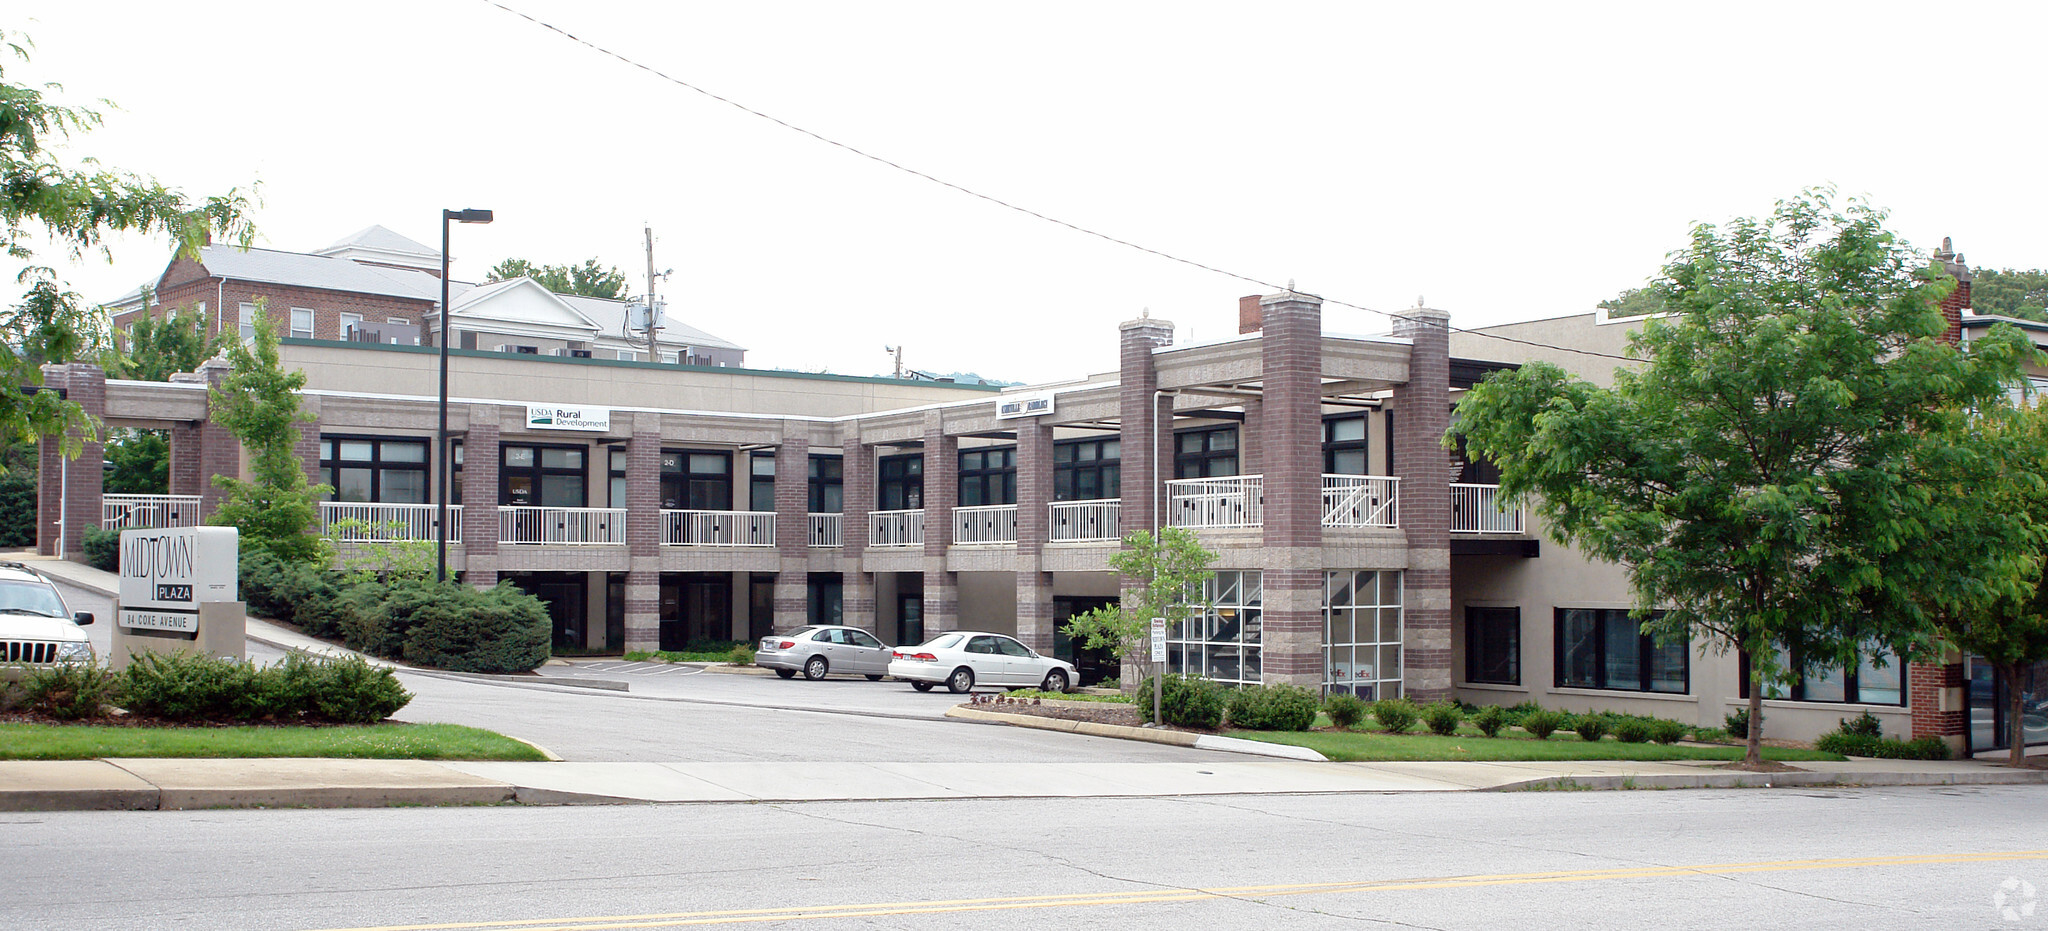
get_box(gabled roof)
[559,293,747,352]
[448,277,602,338]
[312,225,442,270]
[175,245,443,301]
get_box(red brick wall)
[146,271,433,343]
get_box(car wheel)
[774,668,796,679]
[865,674,884,681]
[911,681,935,692]
[946,667,975,694]
[1042,669,1070,693]
[803,656,829,681]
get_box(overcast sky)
[13,1,2047,383]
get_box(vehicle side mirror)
[74,612,94,626]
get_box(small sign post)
[1149,617,1167,726]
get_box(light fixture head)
[445,208,494,224]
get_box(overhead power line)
[480,1,1640,365]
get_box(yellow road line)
[303,850,2048,931]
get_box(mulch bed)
[965,697,1142,728]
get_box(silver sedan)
[755,625,894,681]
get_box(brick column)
[1239,397,1264,477]
[1392,306,1453,700]
[1015,422,1055,652]
[1933,239,1971,346]
[1257,292,1326,688]
[1909,655,1967,752]
[34,367,67,557]
[47,365,106,562]
[623,413,662,648]
[168,421,205,497]
[840,434,876,632]
[1117,316,1173,537]
[293,396,322,489]
[923,416,959,634]
[458,413,501,588]
[195,359,240,521]
[773,432,811,631]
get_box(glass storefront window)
[1325,570,1403,699]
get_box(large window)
[608,449,628,509]
[957,447,1015,507]
[1465,606,1520,685]
[289,307,315,339]
[502,444,586,508]
[1326,570,1403,698]
[1323,415,1370,475]
[1054,438,1120,501]
[1746,644,1904,705]
[1174,427,1238,479]
[750,453,776,512]
[1555,608,1687,693]
[878,454,922,510]
[238,302,259,342]
[662,450,732,510]
[320,436,428,503]
[1167,570,1262,685]
[809,455,843,513]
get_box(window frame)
[1552,608,1687,694]
[1053,437,1121,502]
[878,453,923,511]
[957,446,1016,507]
[1173,426,1239,479]
[500,442,589,508]
[289,306,315,340]
[662,449,733,511]
[1741,644,1906,706]
[749,452,776,512]
[1464,605,1521,685]
[808,455,843,513]
[1322,414,1371,476]
[319,435,431,504]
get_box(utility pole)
[643,225,659,360]
[885,345,904,379]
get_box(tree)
[206,308,329,563]
[1596,286,1667,319]
[1450,189,2034,767]
[1061,527,1217,684]
[103,297,220,381]
[1971,268,2048,322]
[103,429,167,494]
[484,257,629,300]
[1,30,250,463]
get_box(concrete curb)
[1490,767,2048,792]
[944,706,1328,761]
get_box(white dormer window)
[660,351,679,365]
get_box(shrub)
[1840,710,1883,739]
[1324,692,1368,728]
[1612,717,1653,743]
[1571,715,1609,742]
[1501,701,1544,726]
[1133,674,1227,729]
[120,650,243,719]
[1225,684,1320,731]
[727,643,756,665]
[1813,731,1951,761]
[0,471,35,548]
[22,661,122,719]
[341,578,452,657]
[401,583,551,674]
[1472,705,1508,738]
[1900,737,1952,761]
[1371,697,1420,734]
[304,654,412,723]
[1725,707,1756,739]
[82,526,121,572]
[1649,719,1689,744]
[1422,701,1463,736]
[1521,709,1564,740]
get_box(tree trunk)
[1744,677,1764,768]
[2007,661,2030,767]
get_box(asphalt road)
[51,580,1236,764]
[12,785,2044,930]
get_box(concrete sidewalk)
[2,755,2042,812]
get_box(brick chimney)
[1238,294,1263,334]
[1933,236,1972,345]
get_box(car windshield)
[0,580,65,617]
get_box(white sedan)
[888,631,1077,694]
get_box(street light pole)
[437,208,493,583]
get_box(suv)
[0,563,95,680]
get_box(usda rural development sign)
[118,527,238,633]
[526,404,611,431]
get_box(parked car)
[755,625,893,681]
[888,631,1077,694]
[0,563,95,681]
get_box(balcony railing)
[1323,475,1399,528]
[870,509,925,547]
[1049,499,1120,542]
[319,502,457,541]
[809,513,842,547]
[499,506,626,545]
[1450,483,1524,534]
[953,504,1018,545]
[664,510,776,546]
[101,495,203,531]
[1166,475,1264,529]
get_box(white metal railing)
[953,504,1017,545]
[1323,475,1400,528]
[664,510,776,546]
[498,506,626,545]
[1049,499,1121,542]
[319,502,457,541]
[1167,475,1264,529]
[1450,483,1524,534]
[809,513,842,547]
[101,495,203,531]
[869,509,925,547]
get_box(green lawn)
[1230,728,1843,763]
[0,723,549,762]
